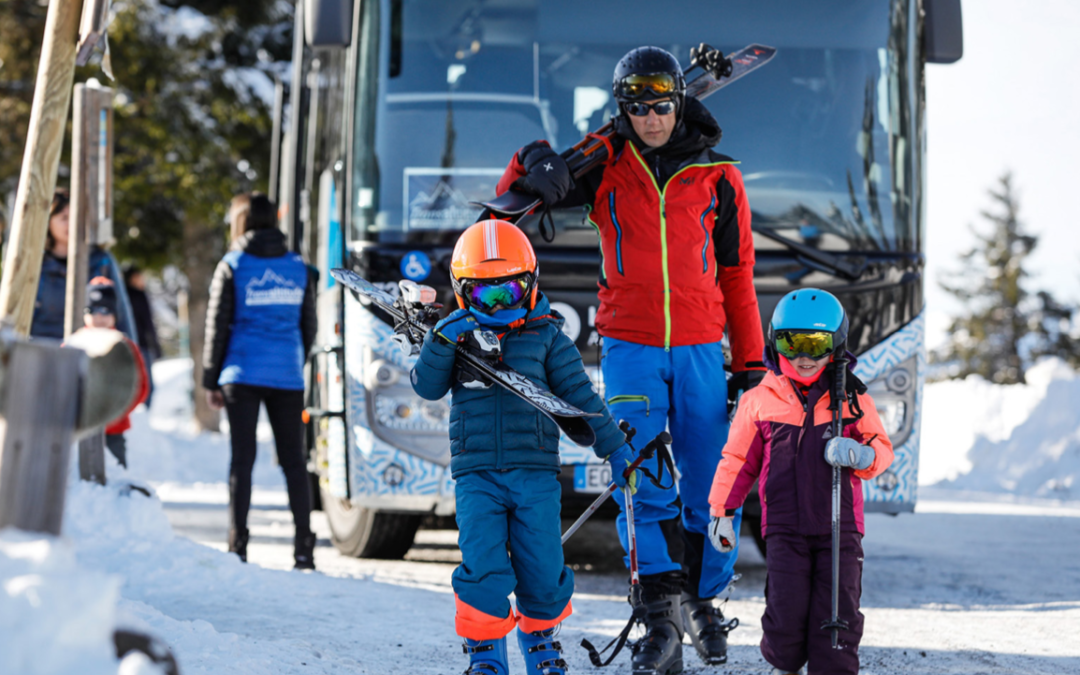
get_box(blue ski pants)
[602,337,742,599]
[452,469,574,640]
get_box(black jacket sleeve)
[301,266,318,358]
[202,259,235,390]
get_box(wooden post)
[0,0,84,335]
[0,340,86,535]
[67,83,114,484]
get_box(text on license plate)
[574,464,612,493]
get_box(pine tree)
[933,173,1079,383]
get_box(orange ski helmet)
[450,219,539,311]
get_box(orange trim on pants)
[517,600,573,634]
[455,594,518,640]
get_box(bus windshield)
[351,0,917,253]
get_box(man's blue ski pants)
[602,336,742,599]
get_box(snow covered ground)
[2,358,1080,674]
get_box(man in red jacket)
[497,46,765,673]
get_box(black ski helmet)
[612,46,686,115]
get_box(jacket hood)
[613,97,723,158]
[233,228,289,257]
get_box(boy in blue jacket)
[412,219,637,675]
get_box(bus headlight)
[864,354,917,448]
[363,355,450,466]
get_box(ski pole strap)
[580,611,642,667]
[638,441,676,491]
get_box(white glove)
[708,516,736,553]
[824,437,875,470]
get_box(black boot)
[294,531,316,570]
[228,528,248,563]
[631,591,684,675]
[681,594,737,665]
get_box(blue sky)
[924,0,1080,345]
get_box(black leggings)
[223,384,311,537]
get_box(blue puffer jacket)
[412,294,626,477]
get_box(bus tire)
[321,487,421,559]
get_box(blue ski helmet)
[768,289,849,360]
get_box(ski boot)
[462,636,509,674]
[228,527,248,563]
[631,592,684,675]
[517,626,568,674]
[681,594,737,665]
[294,531,316,570]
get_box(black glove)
[727,369,765,406]
[513,141,573,207]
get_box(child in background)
[707,289,893,675]
[83,277,148,468]
[411,219,638,675]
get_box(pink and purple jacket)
[708,358,894,537]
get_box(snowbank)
[920,358,1079,498]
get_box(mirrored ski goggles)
[460,275,532,311]
[774,330,836,360]
[616,73,678,99]
[623,100,677,117]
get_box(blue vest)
[218,250,308,390]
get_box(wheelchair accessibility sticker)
[401,251,432,281]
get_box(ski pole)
[821,354,850,648]
[561,428,667,545]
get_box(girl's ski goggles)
[623,100,677,117]
[616,72,678,99]
[460,275,532,312]
[774,330,836,360]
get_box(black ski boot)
[681,594,737,665]
[631,591,684,675]
[294,531,316,570]
[228,528,248,563]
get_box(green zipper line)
[585,204,606,280]
[608,394,650,416]
[626,144,738,351]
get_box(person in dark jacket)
[31,189,137,342]
[412,220,636,675]
[123,263,162,408]
[497,47,766,671]
[202,192,318,570]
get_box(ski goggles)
[623,100,677,117]
[460,275,533,312]
[616,72,678,99]
[774,330,836,360]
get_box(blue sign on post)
[400,251,432,281]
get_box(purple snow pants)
[761,532,864,675]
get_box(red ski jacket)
[708,356,894,537]
[496,102,764,372]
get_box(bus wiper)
[753,227,867,281]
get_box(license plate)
[573,464,612,493]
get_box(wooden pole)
[67,84,114,484]
[0,0,84,335]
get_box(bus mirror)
[305,0,353,48]
[924,0,963,64]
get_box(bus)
[282,0,963,558]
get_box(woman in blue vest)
[202,192,318,570]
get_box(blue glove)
[824,437,875,470]
[433,309,478,345]
[606,444,641,495]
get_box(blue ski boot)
[517,627,568,674]
[463,636,509,675]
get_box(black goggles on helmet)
[615,72,678,100]
[774,330,836,360]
